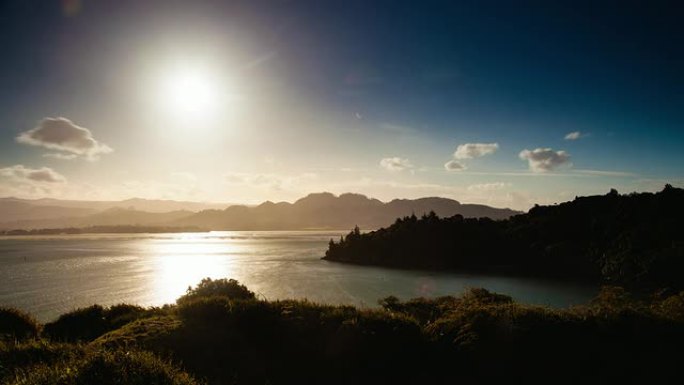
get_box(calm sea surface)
[0,231,597,321]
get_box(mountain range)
[0,193,520,231]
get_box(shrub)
[176,297,234,323]
[0,307,40,340]
[379,295,456,325]
[176,278,255,305]
[43,304,150,342]
[459,287,514,305]
[43,305,107,342]
[652,291,684,321]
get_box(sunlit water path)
[0,231,597,322]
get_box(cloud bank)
[453,143,499,159]
[17,117,113,160]
[380,157,413,172]
[225,172,317,191]
[519,148,571,172]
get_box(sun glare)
[149,234,241,304]
[160,65,220,121]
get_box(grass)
[2,342,199,385]
[2,278,684,384]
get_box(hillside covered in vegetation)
[325,186,684,288]
[2,278,684,384]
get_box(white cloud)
[444,160,467,171]
[519,148,571,172]
[17,117,113,160]
[453,143,499,159]
[380,157,413,172]
[467,182,509,191]
[0,165,66,183]
[564,131,583,140]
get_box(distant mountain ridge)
[0,193,520,231]
[0,197,232,230]
[174,192,520,230]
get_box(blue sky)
[0,0,682,209]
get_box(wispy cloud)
[17,117,113,161]
[225,172,317,191]
[467,182,509,191]
[564,131,585,140]
[380,157,413,172]
[570,169,635,177]
[519,148,571,172]
[43,153,79,160]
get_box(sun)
[160,65,220,121]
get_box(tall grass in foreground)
[2,278,684,385]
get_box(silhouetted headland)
[325,185,684,289]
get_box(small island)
[0,225,206,236]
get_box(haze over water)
[0,231,596,322]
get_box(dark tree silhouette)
[325,186,684,288]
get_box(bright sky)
[0,1,682,210]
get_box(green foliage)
[43,304,151,342]
[176,278,255,305]
[0,307,40,340]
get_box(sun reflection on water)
[148,233,242,304]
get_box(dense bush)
[176,278,255,305]
[43,304,149,342]
[0,307,40,340]
[108,295,424,385]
